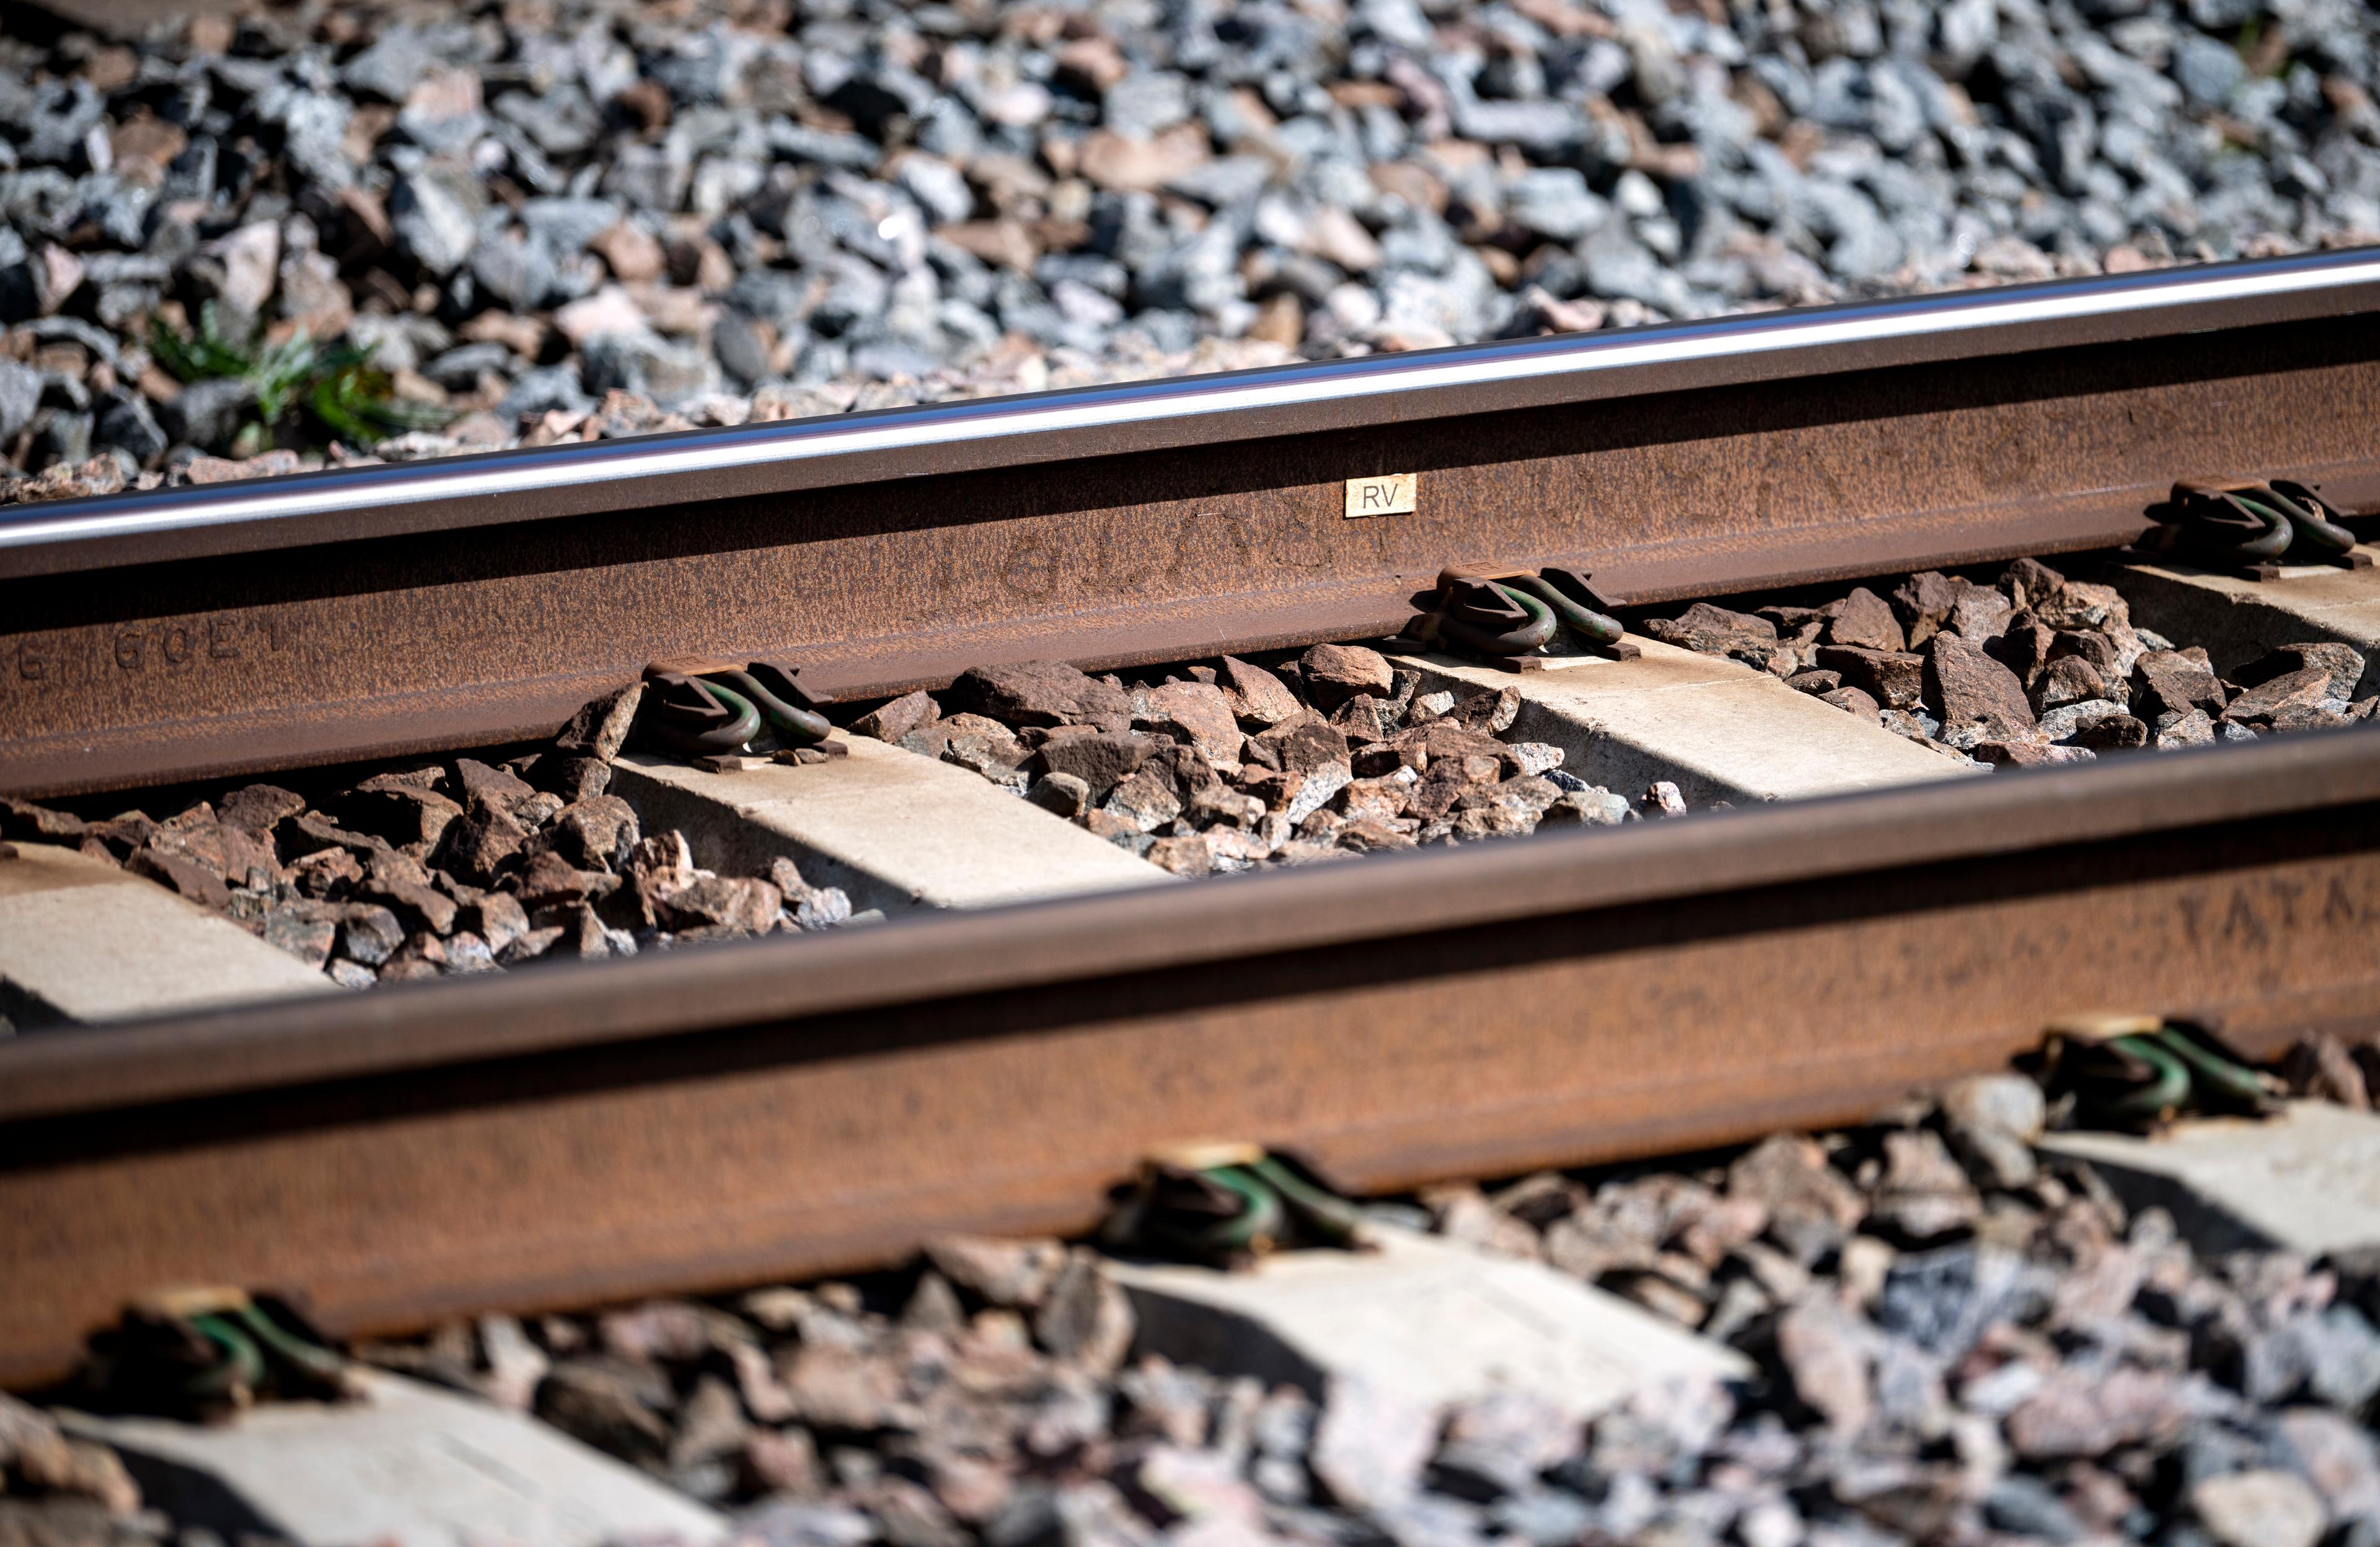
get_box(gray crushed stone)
[1,0,2377,503]
[22,1043,2380,1546]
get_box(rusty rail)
[5,728,2380,1386]
[7,255,2380,1385]
[6,250,2380,797]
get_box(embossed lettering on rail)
[1344,474,1417,518]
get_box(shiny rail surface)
[4,728,2379,1386]
[7,248,2380,573]
[5,249,2380,796]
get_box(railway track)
[7,249,2380,1393]
[7,248,2380,798]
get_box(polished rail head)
[6,247,2380,576]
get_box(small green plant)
[151,301,451,454]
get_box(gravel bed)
[840,646,1629,876]
[12,1034,2380,1546]
[1,0,2378,503]
[3,551,2371,1002]
[0,686,862,1007]
[1634,553,2380,762]
[842,551,2380,877]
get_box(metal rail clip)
[1101,1141,1369,1268]
[2135,478,2371,580]
[84,1287,359,1422]
[641,658,834,757]
[2042,1014,2281,1131]
[1398,565,1638,667]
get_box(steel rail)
[7,249,2380,574]
[6,249,2380,797]
[5,727,2380,1385]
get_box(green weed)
[151,301,451,452]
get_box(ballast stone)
[1105,1225,1747,1434]
[2037,1101,2380,1258]
[2112,553,2380,697]
[59,1370,725,1547]
[0,842,335,1023]
[607,736,1171,915]
[1391,638,1975,807]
